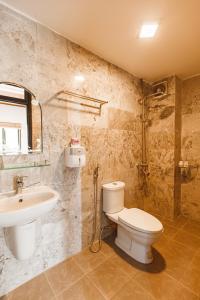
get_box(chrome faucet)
[15,176,27,194]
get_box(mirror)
[0,82,42,155]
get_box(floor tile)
[98,240,116,258]
[45,258,83,295]
[153,235,169,252]
[182,220,200,238]
[73,247,106,274]
[191,249,200,266]
[111,278,156,300]
[180,250,200,295]
[3,216,200,300]
[135,272,199,300]
[87,258,129,299]
[158,239,196,280]
[162,224,179,239]
[8,274,54,300]
[173,229,200,250]
[180,264,200,296]
[110,253,139,277]
[57,277,106,300]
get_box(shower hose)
[89,165,104,253]
[89,166,115,253]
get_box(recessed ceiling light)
[139,23,159,38]
[74,74,85,82]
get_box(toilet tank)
[102,181,125,214]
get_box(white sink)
[0,186,59,227]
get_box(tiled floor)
[1,215,200,300]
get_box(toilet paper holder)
[65,146,86,168]
[178,161,199,181]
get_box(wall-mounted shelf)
[46,90,108,115]
[0,160,50,170]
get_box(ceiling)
[1,0,200,81]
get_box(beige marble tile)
[108,108,139,131]
[162,224,179,240]
[111,278,156,300]
[73,247,106,274]
[173,229,200,250]
[181,75,200,221]
[180,250,200,295]
[8,274,54,300]
[4,227,200,299]
[45,258,83,295]
[158,239,197,280]
[182,219,200,237]
[180,264,200,296]
[57,277,106,300]
[87,258,130,298]
[97,241,116,258]
[153,235,170,252]
[110,253,139,277]
[135,272,199,300]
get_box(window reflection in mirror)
[0,83,42,155]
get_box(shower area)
[137,74,200,222]
[137,76,182,220]
[137,79,168,197]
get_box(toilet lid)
[118,208,163,233]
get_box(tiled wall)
[143,76,182,219]
[181,75,200,221]
[0,4,142,296]
[143,74,200,222]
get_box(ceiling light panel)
[139,23,158,38]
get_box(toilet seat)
[118,208,163,234]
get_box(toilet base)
[115,225,153,264]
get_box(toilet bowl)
[102,181,163,264]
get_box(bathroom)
[0,1,200,299]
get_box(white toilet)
[102,181,163,264]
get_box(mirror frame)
[0,81,43,155]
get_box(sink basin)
[0,186,59,227]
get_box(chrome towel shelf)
[47,90,108,115]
